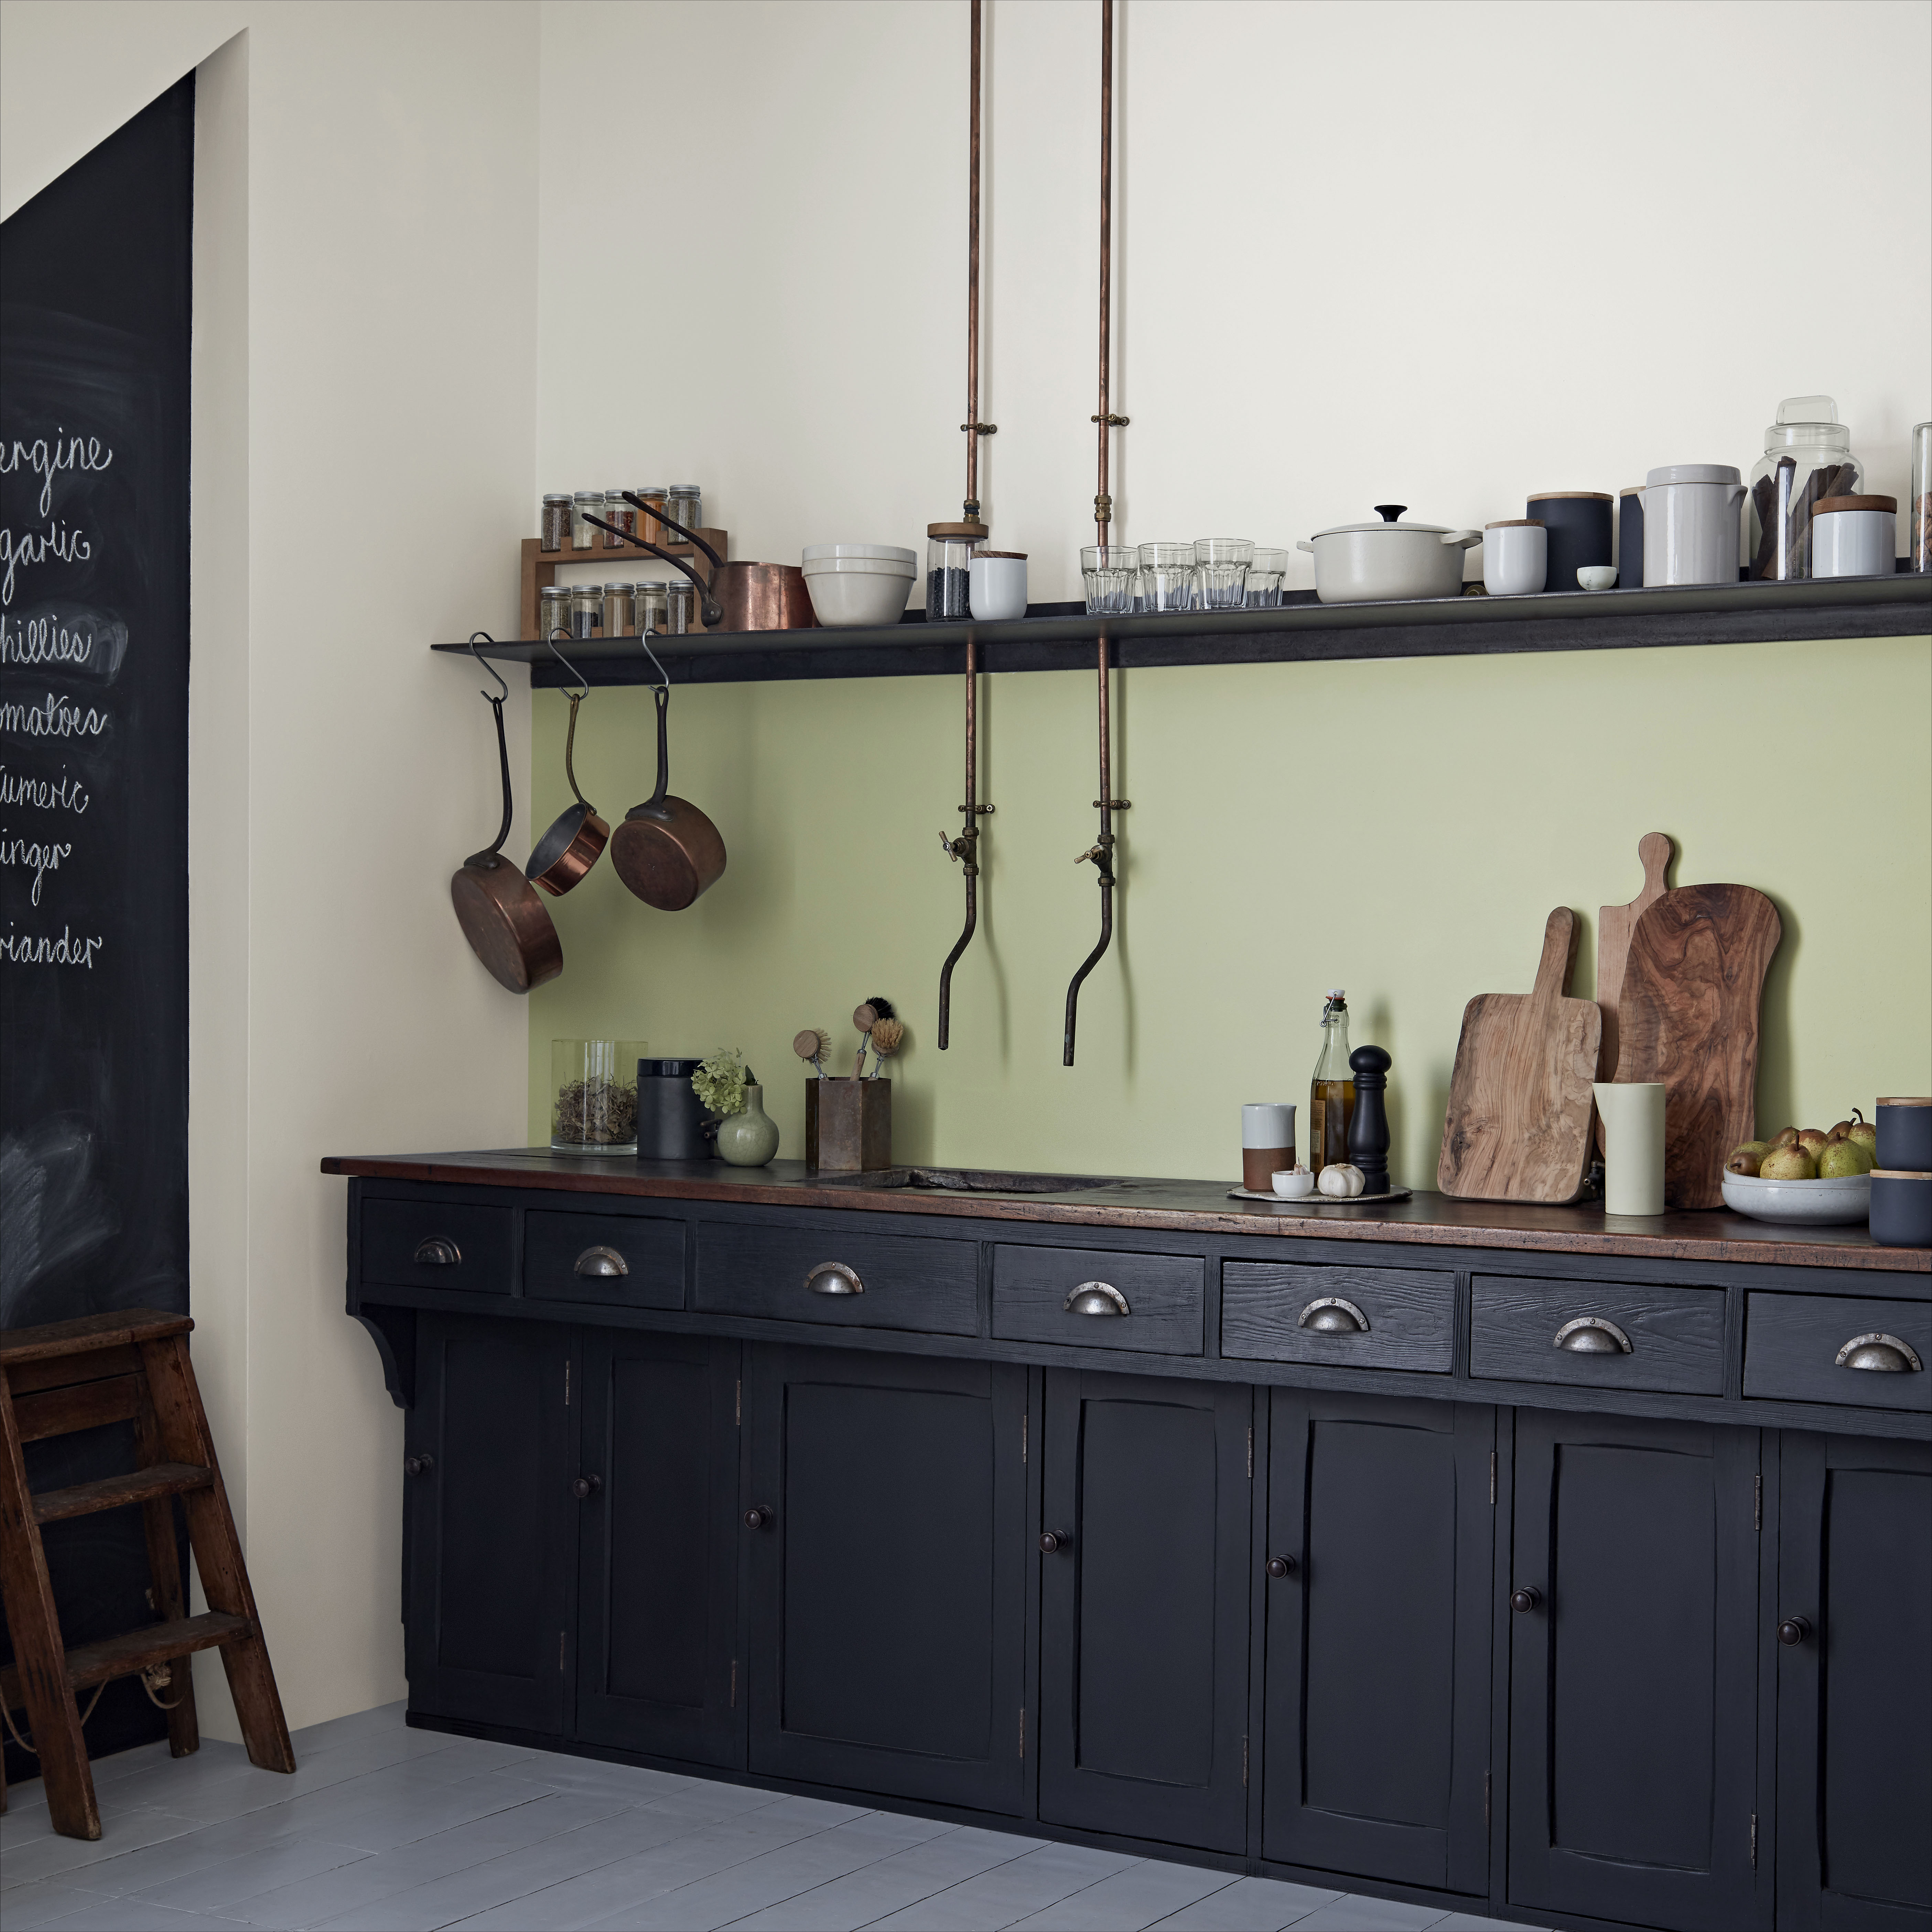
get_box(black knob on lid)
[1374,504,1406,522]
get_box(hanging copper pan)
[451,640,563,992]
[525,640,608,895]
[608,644,726,912]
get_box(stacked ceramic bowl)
[1872,1097,1932,1247]
[801,544,917,628]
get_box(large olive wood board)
[1613,884,1781,1210]
[1438,908,1603,1204]
[1595,831,1674,1152]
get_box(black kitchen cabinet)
[574,1331,743,1769]
[1775,1431,1932,1932]
[404,1314,573,1736]
[1038,1368,1252,1853]
[1506,1409,1766,1932]
[743,1344,1028,1813]
[1262,1391,1492,1893]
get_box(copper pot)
[524,654,607,895]
[452,647,563,992]
[609,681,726,911]
[587,498,818,633]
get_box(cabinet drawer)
[1744,1292,1931,1413]
[991,1245,1202,1355]
[1471,1275,1723,1395]
[1222,1261,1454,1372]
[360,1200,511,1295]
[525,1211,685,1310]
[696,1221,976,1335]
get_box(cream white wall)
[3,0,540,1735]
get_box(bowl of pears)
[1720,1112,1876,1224]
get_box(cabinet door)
[405,1314,572,1735]
[745,1345,1027,1813]
[1776,1432,1932,1932]
[1507,1409,1765,1932]
[1038,1370,1251,1853]
[575,1331,742,1768]
[1262,1392,1492,1892]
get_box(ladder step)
[0,1611,251,1709]
[31,1463,214,1524]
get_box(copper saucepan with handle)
[608,638,727,911]
[524,639,608,896]
[585,498,817,633]
[451,638,564,992]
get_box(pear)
[1726,1141,1770,1177]
[1847,1119,1877,1155]
[1760,1145,1817,1180]
[1818,1139,1874,1178]
[1796,1128,1830,1158]
[1766,1127,1800,1149]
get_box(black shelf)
[437,573,1930,687]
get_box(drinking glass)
[1193,538,1254,610]
[1245,547,1289,606]
[1081,545,1137,615]
[1138,542,1196,612]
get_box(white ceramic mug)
[969,552,1028,621]
[1482,520,1546,595]
[1812,497,1896,578]
[1242,1102,1296,1192]
[1593,1082,1666,1216]
[1643,464,1747,587]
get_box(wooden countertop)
[318,1151,1928,1274]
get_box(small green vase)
[716,1083,781,1167]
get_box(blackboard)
[1,75,194,1777]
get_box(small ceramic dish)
[1719,1168,1870,1225]
[1271,1168,1315,1200]
[1577,565,1619,591]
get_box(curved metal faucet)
[1064,638,1127,1066]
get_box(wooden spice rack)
[519,530,730,640]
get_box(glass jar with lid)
[638,581,669,635]
[540,493,572,553]
[602,490,635,547]
[927,520,987,620]
[572,491,603,549]
[603,583,637,636]
[664,579,694,634]
[666,485,702,540]
[569,584,602,638]
[537,584,571,640]
[637,487,668,544]
[1913,422,1931,573]
[1747,396,1862,580]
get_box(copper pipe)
[938,637,989,1050]
[965,0,983,516]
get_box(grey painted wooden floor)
[1,1704,1536,1931]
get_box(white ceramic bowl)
[802,543,917,568]
[1577,565,1619,591]
[1720,1168,1871,1225]
[800,560,915,629]
[1271,1169,1315,1200]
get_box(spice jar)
[666,485,702,539]
[603,582,637,635]
[638,581,669,635]
[664,579,694,635]
[569,583,602,638]
[551,1039,648,1154]
[637,487,668,543]
[602,490,635,548]
[540,493,572,553]
[537,584,571,640]
[926,521,986,620]
[572,491,603,549]
[1747,396,1862,580]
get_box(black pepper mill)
[1347,1045,1393,1197]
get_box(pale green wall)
[527,634,1932,1186]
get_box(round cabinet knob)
[1511,1586,1542,1613]
[571,1474,603,1501]
[1265,1555,1296,1579]
[403,1453,434,1478]
[1039,1531,1070,1554]
[744,1506,774,1531]
[1778,1616,1814,1647]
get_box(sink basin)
[815,1166,1124,1195]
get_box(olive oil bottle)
[1309,988,1354,1177]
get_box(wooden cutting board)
[1614,884,1781,1210]
[1438,908,1604,1204]
[1595,831,1673,1151]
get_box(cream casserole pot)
[1297,504,1482,604]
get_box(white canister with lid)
[1643,464,1746,587]
[1811,495,1897,578]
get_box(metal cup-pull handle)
[412,1237,461,1267]
[574,1245,629,1278]
[1836,1333,1922,1373]
[1299,1296,1368,1334]
[1065,1282,1130,1317]
[1554,1316,1633,1354]
[806,1262,864,1296]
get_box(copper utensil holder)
[807,1079,892,1171]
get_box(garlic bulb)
[1318,1163,1366,1199]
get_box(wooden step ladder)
[0,1308,294,1839]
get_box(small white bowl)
[1719,1168,1871,1225]
[969,552,1028,622]
[802,543,917,568]
[1577,565,1619,591]
[1271,1168,1315,1200]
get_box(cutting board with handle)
[1439,907,1604,1203]
[1613,884,1781,1209]
[1596,831,1674,1150]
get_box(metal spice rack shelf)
[442,569,1929,688]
